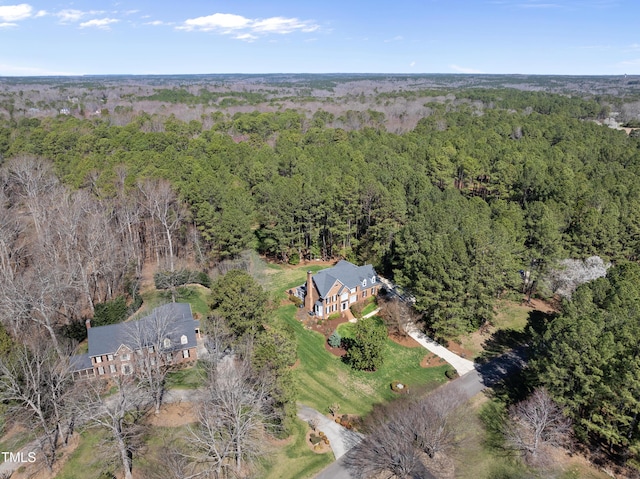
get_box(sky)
[0,0,639,76]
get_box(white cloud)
[235,33,258,41]
[0,3,32,22]
[410,61,416,67]
[144,20,170,26]
[180,13,251,32]
[251,16,317,34]
[384,35,403,43]
[0,22,17,28]
[35,9,46,17]
[449,64,484,73]
[80,18,119,29]
[178,12,319,39]
[57,9,104,23]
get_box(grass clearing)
[459,300,533,359]
[260,418,334,479]
[0,428,35,464]
[262,263,330,299]
[55,429,113,479]
[454,394,613,479]
[139,284,210,319]
[280,305,448,416]
[165,360,207,389]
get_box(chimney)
[304,271,315,312]
[85,319,91,330]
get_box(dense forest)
[2,85,640,338]
[3,75,640,474]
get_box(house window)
[362,279,367,287]
[107,354,113,361]
[362,290,367,298]
[121,353,130,361]
[166,353,173,363]
[180,335,188,345]
[109,364,117,374]
[95,356,102,364]
[182,349,190,359]
[121,364,132,375]
[98,366,105,375]
[372,276,376,284]
[148,346,154,354]
[164,338,172,349]
[326,306,330,315]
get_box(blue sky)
[0,0,638,76]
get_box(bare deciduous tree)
[346,385,465,479]
[138,178,185,273]
[504,387,572,465]
[345,420,428,479]
[411,385,466,458]
[379,296,415,338]
[0,340,75,470]
[188,358,274,478]
[126,305,178,414]
[73,377,150,479]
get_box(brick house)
[72,303,200,378]
[295,260,379,318]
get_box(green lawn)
[260,418,334,479]
[55,429,114,479]
[139,284,210,319]
[279,305,449,416]
[454,396,613,479]
[263,263,330,299]
[360,298,379,317]
[165,361,207,389]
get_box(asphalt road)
[314,347,528,479]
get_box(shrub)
[445,367,458,379]
[93,295,128,326]
[350,302,365,318]
[328,331,342,348]
[328,312,341,321]
[309,434,322,445]
[288,252,300,265]
[289,294,303,307]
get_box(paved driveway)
[297,405,363,459]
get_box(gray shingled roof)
[312,260,377,298]
[70,353,92,372]
[87,303,198,358]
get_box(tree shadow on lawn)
[475,308,557,404]
[476,309,556,365]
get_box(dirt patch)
[445,340,474,361]
[389,333,421,348]
[420,353,447,368]
[146,402,197,427]
[525,297,559,313]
